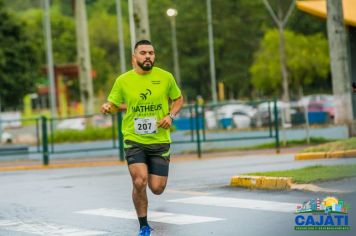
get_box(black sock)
[138,216,149,229]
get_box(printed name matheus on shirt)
[108,67,181,144]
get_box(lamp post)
[166,8,181,87]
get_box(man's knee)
[133,177,147,191]
[149,184,166,195]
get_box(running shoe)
[138,226,153,236]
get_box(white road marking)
[168,196,297,213]
[0,220,108,236]
[166,189,211,196]
[76,208,224,225]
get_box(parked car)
[323,101,335,119]
[92,115,113,128]
[217,104,256,129]
[252,101,296,127]
[57,118,86,130]
[204,110,218,129]
[307,100,335,121]
[299,94,334,106]
[232,111,251,129]
[1,131,13,143]
[217,104,256,119]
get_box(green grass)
[245,164,356,183]
[50,126,177,143]
[50,127,117,143]
[180,137,333,154]
[300,137,356,153]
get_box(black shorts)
[124,140,171,176]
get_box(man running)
[101,40,184,236]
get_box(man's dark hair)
[134,39,152,50]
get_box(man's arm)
[169,95,184,118]
[158,95,184,129]
[100,102,127,114]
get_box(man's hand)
[101,102,115,114]
[158,115,172,129]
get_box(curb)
[230,175,292,190]
[295,149,356,160]
[0,155,231,172]
[0,161,125,172]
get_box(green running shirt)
[108,67,181,144]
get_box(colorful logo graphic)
[294,196,350,231]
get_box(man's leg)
[128,163,149,218]
[146,143,170,195]
[148,174,168,195]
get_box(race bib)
[134,117,157,134]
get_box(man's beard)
[137,60,154,71]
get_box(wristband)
[168,113,176,120]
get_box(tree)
[250,29,329,98]
[326,0,352,124]
[212,0,271,99]
[0,1,40,110]
[1,0,332,106]
[148,0,271,101]
[20,8,77,65]
[88,10,128,92]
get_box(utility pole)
[116,0,126,73]
[167,8,181,87]
[128,0,150,55]
[277,1,290,109]
[262,0,295,123]
[133,0,150,41]
[326,0,353,124]
[75,0,94,115]
[207,0,217,104]
[43,0,57,118]
[128,0,136,53]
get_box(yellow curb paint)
[0,154,238,173]
[344,150,356,157]
[295,149,356,160]
[328,151,343,158]
[295,152,325,160]
[230,175,292,190]
[0,161,126,172]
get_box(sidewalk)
[0,146,306,172]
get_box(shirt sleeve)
[107,77,124,106]
[168,74,182,100]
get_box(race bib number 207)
[134,117,157,134]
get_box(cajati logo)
[294,196,350,231]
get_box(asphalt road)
[0,153,355,236]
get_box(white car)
[204,110,218,129]
[57,118,86,130]
[217,104,256,129]
[255,101,297,127]
[232,111,251,129]
[217,104,256,119]
[1,132,13,143]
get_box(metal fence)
[171,99,281,157]
[0,99,282,166]
[0,113,125,165]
